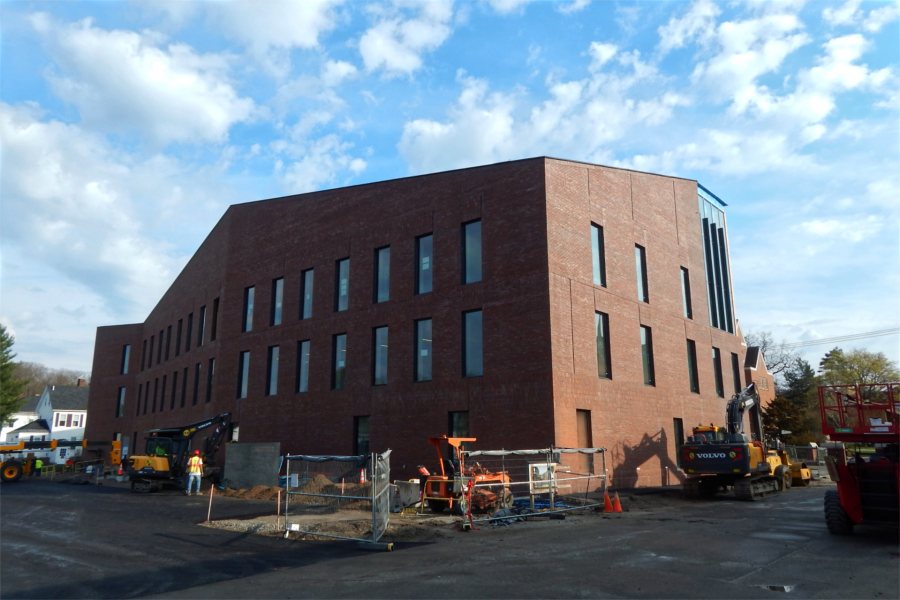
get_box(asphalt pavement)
[1,477,897,599]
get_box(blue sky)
[1,0,898,375]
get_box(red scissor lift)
[819,383,899,534]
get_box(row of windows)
[594,311,741,396]
[133,298,221,374]
[239,221,482,333]
[54,412,85,428]
[236,310,484,398]
[591,223,695,320]
[118,357,218,418]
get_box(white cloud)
[557,0,591,15]
[657,0,720,54]
[485,0,532,15]
[31,14,255,145]
[823,0,899,32]
[588,42,617,69]
[359,0,454,76]
[276,135,368,193]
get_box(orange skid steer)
[419,436,513,514]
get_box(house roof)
[10,419,51,435]
[16,395,40,414]
[46,386,90,411]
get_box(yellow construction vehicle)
[123,412,231,492]
[1,439,121,483]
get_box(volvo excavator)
[681,383,794,501]
[123,412,231,492]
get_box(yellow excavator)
[123,412,231,492]
[1,439,121,483]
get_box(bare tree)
[744,331,799,385]
[12,362,88,398]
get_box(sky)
[1,0,898,377]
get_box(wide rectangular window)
[635,245,649,303]
[374,246,390,303]
[712,347,724,397]
[372,326,389,386]
[170,371,178,410]
[266,346,280,396]
[271,278,283,326]
[197,305,206,345]
[206,358,215,403]
[120,345,131,374]
[116,387,126,418]
[335,258,350,312]
[680,267,693,319]
[462,220,482,284]
[595,311,611,379]
[687,339,700,393]
[416,233,433,294]
[175,319,182,357]
[210,298,219,342]
[591,223,607,287]
[296,340,310,393]
[415,318,433,382]
[193,363,201,405]
[242,287,255,332]
[640,325,655,386]
[300,269,314,319]
[237,351,250,399]
[354,416,370,455]
[463,309,483,377]
[731,352,742,395]
[332,334,347,390]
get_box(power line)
[782,328,900,349]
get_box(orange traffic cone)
[612,492,623,513]
[603,490,613,513]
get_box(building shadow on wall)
[610,429,684,489]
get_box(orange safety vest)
[188,455,203,475]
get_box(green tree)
[763,358,820,444]
[1,324,28,425]
[818,347,900,386]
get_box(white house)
[1,395,40,442]
[5,381,89,463]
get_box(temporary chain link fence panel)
[283,450,392,546]
[418,446,607,524]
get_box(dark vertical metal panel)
[702,217,719,329]
[717,227,734,333]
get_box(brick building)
[86,157,764,487]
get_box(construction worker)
[34,457,43,477]
[185,450,203,495]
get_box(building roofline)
[698,182,728,207]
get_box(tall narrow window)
[116,387,126,418]
[591,223,607,287]
[237,351,250,399]
[448,411,469,437]
[332,334,347,390]
[152,378,159,412]
[171,371,178,410]
[595,311,611,379]
[193,363,201,405]
[635,245,649,303]
[148,335,154,368]
[136,383,142,416]
[197,305,206,345]
[210,297,219,341]
[141,339,147,371]
[712,347,724,398]
[415,318,433,382]
[354,416,371,455]
[640,325,655,386]
[271,278,283,326]
[266,346,280,396]
[463,309,483,377]
[416,233,433,294]
[165,325,172,360]
[160,375,167,412]
[185,313,193,352]
[181,367,188,407]
[374,246,390,303]
[680,267,693,319]
[576,409,594,473]
[175,319,183,357]
[699,189,735,333]
[731,352,742,395]
[372,326,389,386]
[335,258,350,312]
[462,220,482,284]
[674,418,685,468]
[120,345,131,375]
[686,339,700,393]
[296,340,310,393]
[206,358,215,403]
[300,269,314,319]
[157,329,164,364]
[242,287,255,332]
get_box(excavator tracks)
[733,476,779,501]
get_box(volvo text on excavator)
[123,412,231,492]
[681,383,794,500]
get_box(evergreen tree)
[1,324,28,425]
